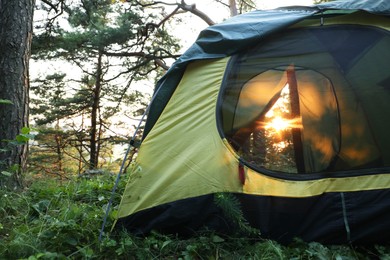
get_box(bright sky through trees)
[169,0,314,50]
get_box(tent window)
[223,66,340,173]
[218,26,390,174]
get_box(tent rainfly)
[115,0,390,244]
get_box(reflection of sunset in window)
[266,116,290,132]
[260,82,303,173]
[265,116,303,133]
[263,84,302,134]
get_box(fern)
[214,193,260,236]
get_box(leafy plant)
[1,175,389,259]
[1,127,36,187]
[0,99,13,105]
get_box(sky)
[31,0,317,106]
[177,0,315,20]
[255,0,314,9]
[169,0,315,51]
[31,0,316,90]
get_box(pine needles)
[213,192,260,236]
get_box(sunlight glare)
[267,116,289,132]
[265,116,303,133]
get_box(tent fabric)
[118,58,240,217]
[144,0,390,137]
[220,25,389,174]
[117,0,390,244]
[117,189,390,244]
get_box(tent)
[115,0,390,244]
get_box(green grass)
[0,175,389,259]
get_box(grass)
[0,174,389,259]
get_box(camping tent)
[115,0,390,244]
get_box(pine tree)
[31,0,180,171]
[0,0,35,188]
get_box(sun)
[267,116,290,132]
[265,116,303,133]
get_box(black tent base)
[115,189,390,245]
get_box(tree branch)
[154,59,169,70]
[179,0,215,26]
[41,0,58,12]
[135,0,215,26]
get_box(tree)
[29,0,258,176]
[30,73,80,177]
[32,0,180,171]
[0,0,35,187]
[226,0,256,16]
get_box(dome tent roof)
[145,0,390,137]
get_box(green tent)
[115,0,390,244]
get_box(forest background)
[29,0,317,180]
[1,0,316,184]
[10,0,320,183]
[2,0,389,259]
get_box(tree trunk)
[0,0,34,188]
[89,51,103,169]
[229,0,238,16]
[55,119,63,174]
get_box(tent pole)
[287,65,305,173]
